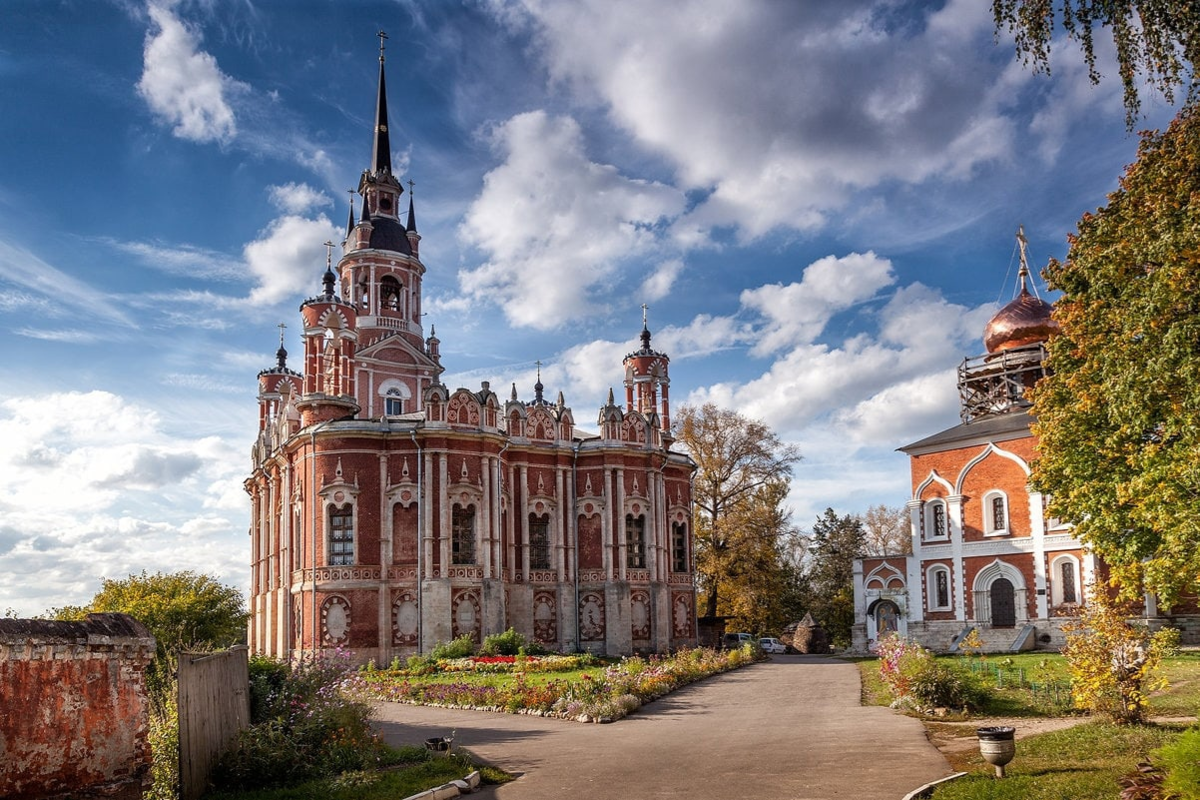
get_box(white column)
[1029,490,1048,620]
[616,468,627,581]
[602,469,613,578]
[947,494,966,622]
[438,453,449,575]
[519,464,530,579]
[905,499,924,623]
[555,466,566,577]
[481,454,492,576]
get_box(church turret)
[623,305,671,432]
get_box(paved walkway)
[373,655,954,799]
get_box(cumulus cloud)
[492,0,1025,240]
[137,1,245,144]
[458,111,686,329]
[268,182,333,215]
[0,391,248,615]
[245,214,341,305]
[639,259,683,302]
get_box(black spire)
[321,240,336,298]
[275,322,288,370]
[639,303,652,351]
[345,191,355,238]
[533,360,546,405]
[372,31,392,176]
[406,181,418,232]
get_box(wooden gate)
[178,646,250,800]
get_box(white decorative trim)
[955,442,1030,494]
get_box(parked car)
[759,637,786,654]
[721,632,753,649]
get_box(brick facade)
[246,50,697,663]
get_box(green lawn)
[930,722,1187,800]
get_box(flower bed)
[355,645,760,723]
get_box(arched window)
[926,565,952,611]
[384,387,404,416]
[671,521,688,573]
[328,503,354,565]
[528,513,551,570]
[379,275,403,313]
[452,504,476,565]
[626,514,646,569]
[983,490,1009,535]
[1051,555,1080,606]
[924,500,948,540]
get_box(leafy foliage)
[429,634,476,661]
[1062,593,1179,724]
[875,634,986,713]
[992,0,1200,127]
[859,503,911,555]
[1031,107,1200,606]
[674,403,803,625]
[214,651,394,790]
[1154,727,1200,800]
[803,508,866,647]
[479,627,546,656]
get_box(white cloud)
[137,2,245,144]
[0,391,248,615]
[0,239,135,327]
[268,182,333,215]
[496,0,1021,240]
[639,259,683,302]
[458,111,686,329]
[245,214,341,305]
[741,252,896,356]
[105,238,242,281]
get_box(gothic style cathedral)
[246,43,697,663]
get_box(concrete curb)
[401,769,481,800]
[901,772,967,800]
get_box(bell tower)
[623,305,671,433]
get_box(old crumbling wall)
[0,613,156,800]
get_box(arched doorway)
[990,578,1016,628]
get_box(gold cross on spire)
[378,30,388,62]
[324,240,334,268]
[277,322,287,347]
[642,303,648,328]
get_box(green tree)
[1031,107,1200,606]
[48,570,247,659]
[674,403,802,620]
[716,479,806,634]
[992,0,1200,127]
[804,509,866,648]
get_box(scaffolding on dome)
[957,342,1049,423]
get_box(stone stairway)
[950,624,1037,654]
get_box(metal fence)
[178,646,250,800]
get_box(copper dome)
[983,286,1059,353]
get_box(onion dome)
[983,286,1058,353]
[982,228,1059,353]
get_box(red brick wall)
[0,614,155,800]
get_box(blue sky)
[0,0,1180,615]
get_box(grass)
[929,722,1188,800]
[204,750,511,800]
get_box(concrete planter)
[976,726,1016,778]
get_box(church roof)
[899,409,1033,456]
[367,216,413,254]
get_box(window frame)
[926,564,952,611]
[924,499,948,541]
[328,502,355,566]
[452,503,477,565]
[625,513,646,569]
[982,490,1009,536]
[528,512,552,571]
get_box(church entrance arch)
[989,578,1016,628]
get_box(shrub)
[1062,592,1180,724]
[480,627,526,656]
[430,635,476,661]
[212,650,396,790]
[876,633,986,713]
[143,681,178,800]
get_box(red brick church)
[852,234,1200,652]
[245,40,697,663]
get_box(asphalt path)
[373,654,954,799]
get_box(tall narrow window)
[991,496,1006,531]
[328,503,354,565]
[671,522,688,573]
[1061,561,1077,604]
[926,501,947,539]
[936,569,949,608]
[452,504,476,565]
[626,514,646,569]
[528,513,551,570]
